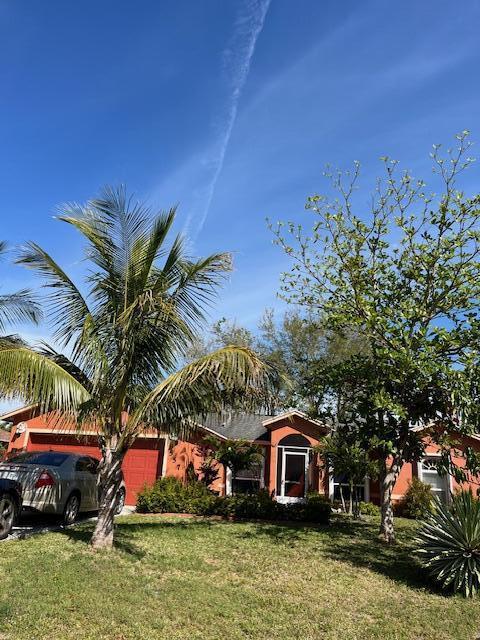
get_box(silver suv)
[0,451,126,524]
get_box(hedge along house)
[2,405,480,506]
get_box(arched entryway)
[276,434,312,503]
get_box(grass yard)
[0,515,479,640]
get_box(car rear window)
[6,452,69,467]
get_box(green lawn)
[0,515,478,640]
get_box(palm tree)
[0,241,39,336]
[0,187,277,549]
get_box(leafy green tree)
[256,309,331,410]
[271,132,480,542]
[186,314,290,411]
[186,317,255,361]
[188,309,363,413]
[0,187,276,549]
[276,319,368,416]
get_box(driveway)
[4,507,134,541]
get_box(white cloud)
[190,0,271,234]
[152,0,270,241]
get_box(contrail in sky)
[193,0,271,236]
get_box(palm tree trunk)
[91,443,125,550]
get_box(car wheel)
[115,488,126,515]
[63,493,80,526]
[0,493,17,540]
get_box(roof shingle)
[202,413,272,441]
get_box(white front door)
[278,449,308,504]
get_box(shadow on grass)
[239,515,445,596]
[58,514,442,596]
[57,516,224,559]
[57,523,146,558]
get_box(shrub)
[136,480,330,524]
[136,477,215,515]
[398,477,434,519]
[415,490,480,598]
[227,489,281,520]
[300,493,332,523]
[359,501,380,516]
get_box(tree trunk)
[348,480,354,516]
[353,485,360,519]
[339,485,346,513]
[91,444,125,550]
[379,459,401,544]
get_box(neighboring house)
[2,405,480,506]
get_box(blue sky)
[1,0,479,346]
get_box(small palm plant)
[415,490,480,597]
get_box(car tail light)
[35,470,55,488]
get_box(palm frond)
[0,289,40,332]
[131,207,177,296]
[0,345,91,416]
[159,253,232,335]
[130,346,280,438]
[0,334,27,348]
[176,253,232,305]
[17,243,93,350]
[37,342,93,393]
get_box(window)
[75,457,98,474]
[232,460,264,494]
[87,457,100,473]
[419,458,449,502]
[278,434,311,447]
[332,474,365,502]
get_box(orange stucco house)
[2,405,480,506]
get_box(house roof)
[202,413,272,441]
[201,410,326,442]
[262,409,325,429]
[0,429,11,444]
[411,422,480,444]
[0,404,39,422]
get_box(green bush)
[300,493,332,523]
[136,476,215,515]
[359,501,380,516]
[136,479,330,524]
[398,477,435,519]
[415,490,480,598]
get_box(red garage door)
[27,433,165,505]
[122,440,165,504]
